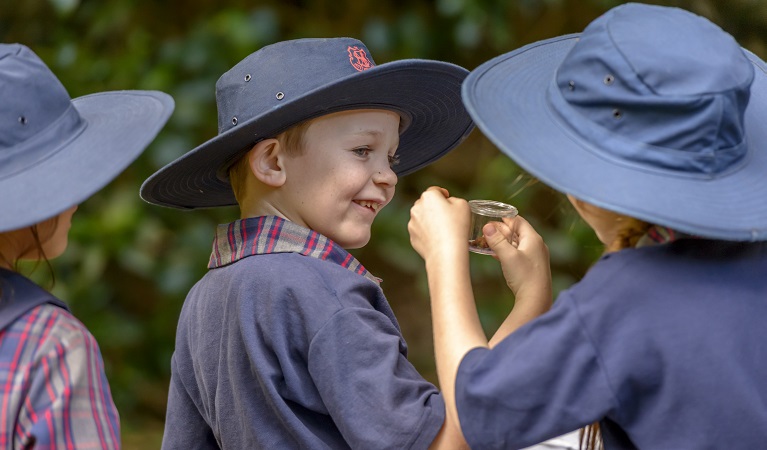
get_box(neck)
[239,202,288,221]
[238,183,288,220]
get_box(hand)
[408,186,471,263]
[482,215,552,302]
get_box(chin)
[335,232,371,249]
[42,239,69,260]
[44,247,67,260]
[340,239,370,250]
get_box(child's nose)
[373,164,398,187]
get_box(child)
[0,44,173,448]
[408,3,767,449]
[140,38,475,449]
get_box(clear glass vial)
[468,200,519,255]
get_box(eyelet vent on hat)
[275,92,285,100]
[604,75,615,85]
[244,74,251,82]
[612,109,622,119]
[232,117,238,125]
[18,116,27,125]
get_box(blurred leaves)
[3,0,766,446]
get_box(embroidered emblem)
[348,46,373,72]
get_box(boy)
[140,38,474,449]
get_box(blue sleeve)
[308,308,445,450]
[455,293,618,449]
[162,353,220,450]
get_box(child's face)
[567,194,623,246]
[278,109,399,248]
[37,205,78,259]
[0,205,77,267]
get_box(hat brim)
[140,59,474,209]
[0,90,174,232]
[462,34,767,241]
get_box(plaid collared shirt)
[0,300,119,450]
[636,225,691,248]
[208,215,381,285]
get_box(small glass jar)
[468,200,518,255]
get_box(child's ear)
[249,138,286,187]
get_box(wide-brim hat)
[0,44,174,233]
[140,37,475,209]
[462,3,767,241]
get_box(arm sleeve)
[308,307,445,450]
[23,322,120,450]
[161,353,219,450]
[455,293,618,450]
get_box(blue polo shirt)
[456,239,767,449]
[162,216,445,449]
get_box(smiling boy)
[140,38,474,449]
[232,109,400,248]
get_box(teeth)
[357,200,380,212]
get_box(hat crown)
[0,44,83,179]
[554,3,754,175]
[1,45,73,147]
[215,38,377,137]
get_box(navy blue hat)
[463,3,767,241]
[0,43,174,233]
[140,37,475,209]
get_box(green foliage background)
[2,0,766,446]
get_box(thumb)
[483,222,516,257]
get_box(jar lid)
[468,199,518,218]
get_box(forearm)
[488,285,552,348]
[425,252,487,442]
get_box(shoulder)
[1,303,102,384]
[16,303,97,354]
[215,253,383,306]
[190,253,394,338]
[571,245,667,297]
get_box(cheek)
[43,227,70,258]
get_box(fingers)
[409,187,472,261]
[483,221,515,245]
[424,186,450,198]
[482,221,518,258]
[502,215,531,234]
[483,214,546,258]
[502,215,541,247]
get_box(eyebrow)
[350,129,384,137]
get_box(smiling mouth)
[355,200,382,213]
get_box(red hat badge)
[348,46,373,72]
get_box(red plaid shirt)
[0,289,119,449]
[208,215,381,285]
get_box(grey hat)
[140,37,475,209]
[0,43,174,233]
[462,3,767,241]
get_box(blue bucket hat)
[0,43,174,233]
[140,37,475,209]
[462,3,767,241]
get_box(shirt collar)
[635,225,694,248]
[208,215,381,286]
